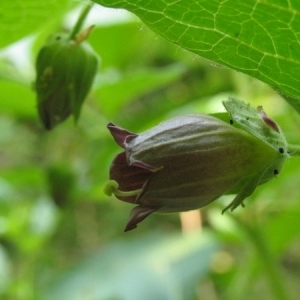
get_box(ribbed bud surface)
[35,32,98,129]
[105,99,288,231]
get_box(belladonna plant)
[104,98,289,231]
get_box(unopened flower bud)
[104,98,288,231]
[35,27,98,129]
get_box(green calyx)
[220,97,288,212]
[223,97,288,154]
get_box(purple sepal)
[257,107,280,133]
[124,205,158,232]
[130,160,158,171]
[107,123,138,148]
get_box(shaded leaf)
[41,231,218,300]
[0,0,70,48]
[93,63,187,117]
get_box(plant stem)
[69,2,93,41]
[234,217,290,300]
[287,144,300,156]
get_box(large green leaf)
[93,0,300,113]
[0,0,70,48]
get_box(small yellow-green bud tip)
[103,180,141,198]
[103,180,119,197]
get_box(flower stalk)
[287,144,300,156]
[69,2,94,41]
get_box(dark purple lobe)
[124,205,158,232]
[109,152,153,203]
[107,123,138,148]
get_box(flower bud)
[104,98,288,231]
[35,27,98,129]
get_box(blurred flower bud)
[104,98,288,231]
[35,27,98,129]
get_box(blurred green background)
[0,2,300,300]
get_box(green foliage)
[0,1,300,300]
[94,0,300,113]
[0,0,70,48]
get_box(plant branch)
[287,144,300,156]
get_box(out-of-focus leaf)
[0,0,70,48]
[88,22,148,69]
[0,58,30,83]
[259,160,300,257]
[0,245,11,293]
[0,80,36,118]
[263,208,300,255]
[94,0,300,113]
[0,167,45,193]
[0,118,37,169]
[93,63,187,117]
[46,163,76,207]
[41,231,218,300]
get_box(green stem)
[287,144,300,156]
[233,216,290,300]
[69,2,93,41]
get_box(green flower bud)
[35,27,98,129]
[104,98,288,231]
